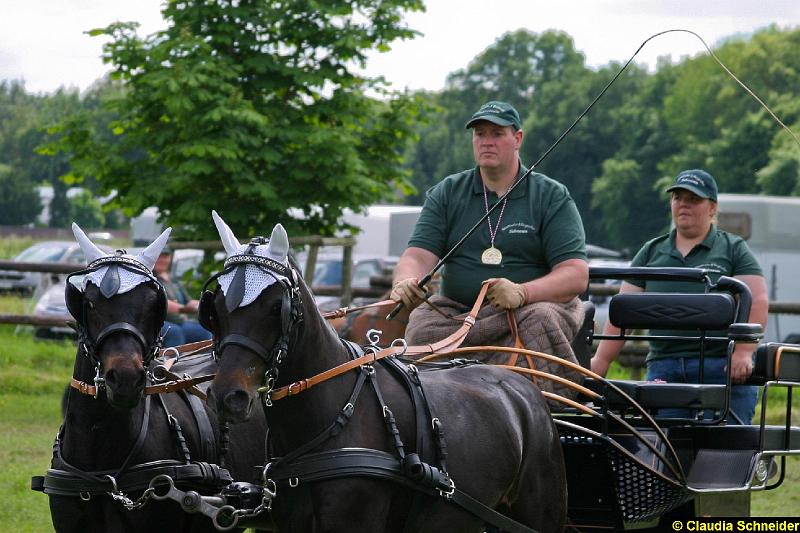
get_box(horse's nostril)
[105,369,118,387]
[222,390,252,415]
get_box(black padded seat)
[582,378,727,411]
[609,292,737,331]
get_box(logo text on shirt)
[501,222,536,234]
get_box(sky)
[2,0,799,95]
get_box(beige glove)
[486,278,526,310]
[391,277,427,308]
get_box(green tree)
[68,189,106,228]
[406,29,590,204]
[0,163,42,225]
[47,0,425,239]
[591,158,669,249]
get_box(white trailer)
[718,193,800,342]
[341,205,423,257]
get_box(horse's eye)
[87,301,95,311]
[270,302,282,316]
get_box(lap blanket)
[406,295,585,406]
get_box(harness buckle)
[92,364,105,398]
[437,477,456,499]
[287,380,306,396]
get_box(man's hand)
[486,278,526,310]
[728,344,756,384]
[391,278,427,308]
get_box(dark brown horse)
[40,226,267,533]
[334,290,411,347]
[203,216,566,533]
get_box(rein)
[261,280,687,482]
[321,296,457,322]
[69,373,215,401]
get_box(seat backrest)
[608,292,737,331]
[571,300,596,369]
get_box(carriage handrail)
[589,265,711,283]
[590,267,753,326]
[263,280,688,481]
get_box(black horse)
[203,216,567,533]
[39,226,267,533]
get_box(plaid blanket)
[406,295,585,405]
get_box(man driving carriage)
[391,100,589,400]
[591,169,769,423]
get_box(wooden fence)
[4,248,800,372]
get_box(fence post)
[304,244,319,282]
[341,243,353,307]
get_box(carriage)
[33,223,800,532]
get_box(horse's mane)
[287,251,343,347]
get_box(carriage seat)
[581,378,727,411]
[584,291,762,412]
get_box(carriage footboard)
[556,418,691,528]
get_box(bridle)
[198,237,304,405]
[66,253,167,396]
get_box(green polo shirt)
[629,226,763,360]
[408,163,586,306]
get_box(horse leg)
[504,419,567,533]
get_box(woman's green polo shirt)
[629,226,763,360]
[408,164,586,306]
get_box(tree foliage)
[0,163,42,225]
[405,25,800,251]
[3,22,799,254]
[68,189,106,229]
[47,0,425,239]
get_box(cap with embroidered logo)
[465,101,522,130]
[666,169,718,202]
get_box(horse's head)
[204,212,305,423]
[68,223,171,408]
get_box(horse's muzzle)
[209,386,254,423]
[104,367,146,409]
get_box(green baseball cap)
[666,169,718,202]
[465,101,522,130]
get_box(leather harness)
[205,251,543,532]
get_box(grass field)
[0,293,798,530]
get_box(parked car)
[29,248,209,340]
[31,280,77,340]
[0,241,113,297]
[293,249,397,310]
